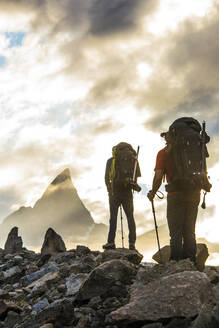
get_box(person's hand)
[147,190,155,201]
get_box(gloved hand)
[147,190,155,201]
[126,178,141,192]
[130,181,141,192]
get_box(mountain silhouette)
[0,169,95,248]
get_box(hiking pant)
[107,191,136,245]
[167,192,200,262]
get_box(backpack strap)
[109,147,116,194]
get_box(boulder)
[0,300,22,320]
[32,298,49,313]
[66,273,88,296]
[2,266,22,281]
[110,271,215,323]
[50,251,76,264]
[77,259,137,300]
[152,243,209,270]
[41,228,66,257]
[17,298,74,328]
[97,248,143,265]
[34,298,74,327]
[204,266,219,284]
[4,227,23,254]
[4,310,20,328]
[76,245,91,256]
[68,254,97,274]
[28,271,60,293]
[196,244,209,271]
[192,302,219,327]
[133,259,197,288]
[152,245,170,264]
[21,262,59,286]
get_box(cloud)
[91,120,124,136]
[0,0,159,34]
[0,0,160,110]
[198,204,215,222]
[88,0,157,36]
[0,186,20,220]
[207,136,219,168]
[140,4,219,131]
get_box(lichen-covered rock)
[133,259,197,288]
[66,273,88,296]
[110,271,215,323]
[77,259,137,300]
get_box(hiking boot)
[129,243,136,250]
[102,242,116,250]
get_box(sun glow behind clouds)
[76,106,163,225]
[137,62,153,80]
[147,0,213,35]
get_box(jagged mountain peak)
[51,168,71,186]
[39,168,76,201]
[0,168,94,248]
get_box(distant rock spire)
[41,227,66,257]
[51,168,71,186]
[38,168,76,201]
[4,226,23,254]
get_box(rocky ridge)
[0,227,218,328]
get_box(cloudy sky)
[0,0,219,261]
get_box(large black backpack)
[110,142,141,192]
[164,117,212,192]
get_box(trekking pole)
[120,205,124,248]
[201,120,209,209]
[150,191,164,263]
[133,146,140,183]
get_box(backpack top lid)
[112,142,136,155]
[169,117,202,133]
[161,117,210,144]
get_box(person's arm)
[147,169,164,201]
[105,158,112,192]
